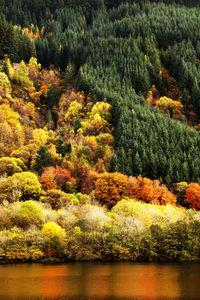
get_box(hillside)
[0,0,200,262]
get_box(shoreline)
[0,257,200,264]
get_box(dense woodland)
[0,0,200,262]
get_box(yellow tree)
[28,57,41,83]
[42,222,66,255]
[6,59,15,80]
[15,60,33,88]
[0,72,11,89]
[0,104,24,154]
[156,96,183,118]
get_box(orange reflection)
[109,264,181,299]
[0,263,199,299]
[40,265,69,298]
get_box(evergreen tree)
[110,152,119,172]
[133,152,142,176]
[64,63,75,88]
[56,136,67,157]
[191,79,200,115]
[33,146,51,173]
[73,117,81,134]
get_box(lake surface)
[0,262,199,299]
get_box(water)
[0,262,199,299]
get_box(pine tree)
[191,79,200,115]
[64,63,75,88]
[56,136,66,157]
[74,117,81,134]
[33,146,51,173]
[110,152,119,172]
[181,88,190,106]
[133,152,142,175]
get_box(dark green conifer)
[56,136,66,157]
[33,146,51,173]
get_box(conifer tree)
[33,146,51,173]
[56,136,66,157]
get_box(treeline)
[0,0,199,26]
[0,199,200,262]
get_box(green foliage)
[33,146,51,173]
[0,17,31,62]
[0,172,42,201]
[12,200,44,229]
[64,63,75,88]
[47,85,61,110]
[73,117,81,134]
[56,136,67,157]
[0,199,198,262]
[11,1,198,184]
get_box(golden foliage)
[156,96,183,116]
[42,222,66,242]
[0,72,11,89]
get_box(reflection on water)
[0,262,199,299]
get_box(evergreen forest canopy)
[0,0,200,262]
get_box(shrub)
[40,189,79,209]
[9,172,42,200]
[0,157,26,176]
[42,222,66,244]
[11,200,44,228]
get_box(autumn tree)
[42,222,66,255]
[95,172,134,208]
[0,171,41,202]
[184,183,200,210]
[28,57,41,83]
[0,157,26,176]
[12,200,44,229]
[14,60,33,88]
[156,96,183,118]
[0,72,11,89]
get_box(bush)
[42,222,66,244]
[11,200,44,229]
[40,189,79,209]
[8,172,41,200]
[0,157,26,176]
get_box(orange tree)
[94,172,134,208]
[95,173,177,209]
[131,175,177,206]
[184,183,200,210]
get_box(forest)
[0,0,200,262]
